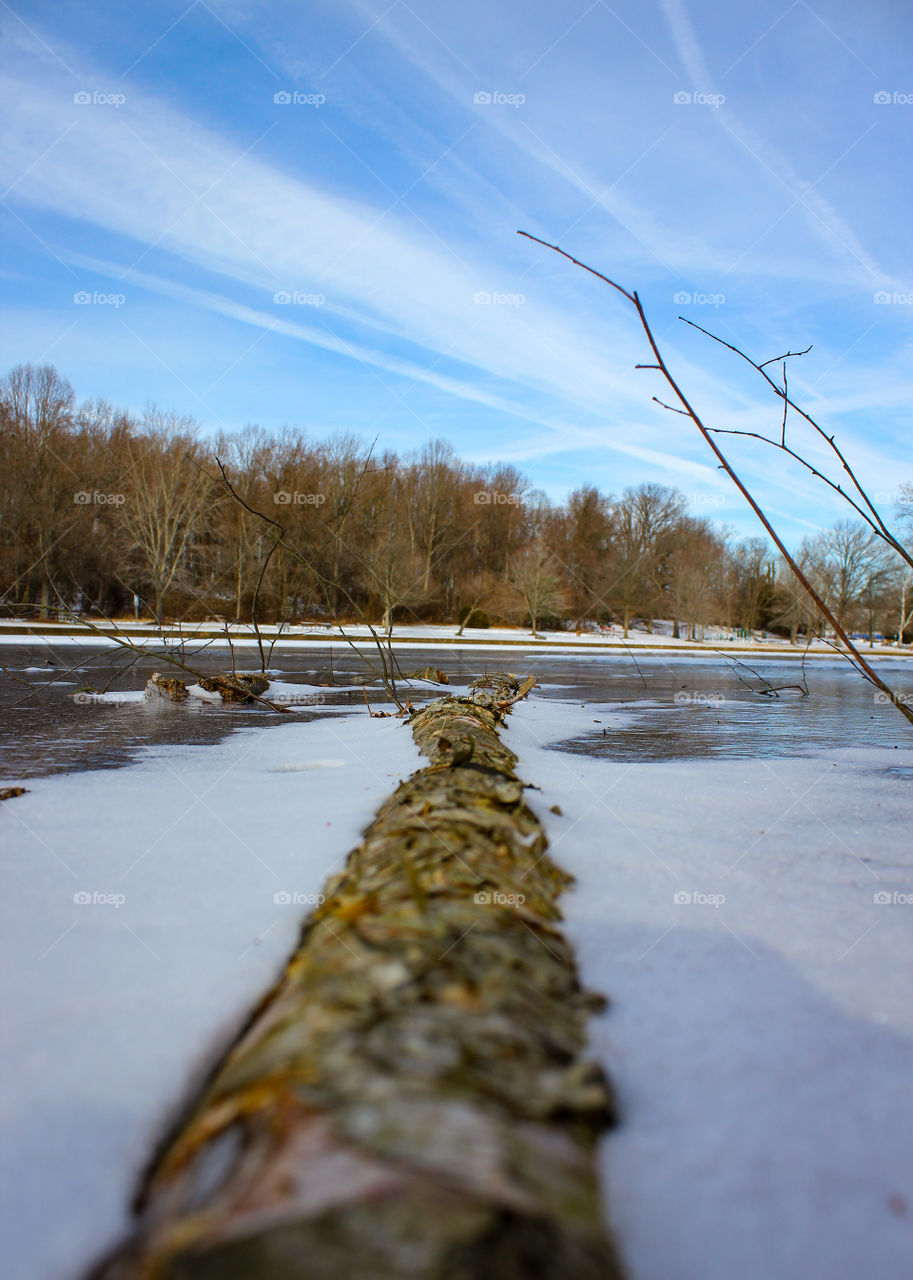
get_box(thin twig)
[677,316,911,567]
[518,230,913,728]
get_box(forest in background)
[2,363,911,640]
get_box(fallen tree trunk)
[92,673,622,1279]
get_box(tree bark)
[91,673,622,1280]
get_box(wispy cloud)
[1,1,911,540]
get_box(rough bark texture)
[92,673,622,1280]
[144,674,190,703]
[198,673,270,703]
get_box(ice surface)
[2,692,912,1280]
[0,713,420,1280]
[505,698,913,1280]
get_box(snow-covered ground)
[0,713,421,1280]
[2,618,910,659]
[1,695,911,1279]
[509,698,913,1280]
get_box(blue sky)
[2,0,911,543]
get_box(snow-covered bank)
[0,713,421,1280]
[2,619,911,660]
[506,699,913,1280]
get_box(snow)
[3,619,911,660]
[2,690,912,1280]
[72,681,364,708]
[0,712,421,1280]
[504,698,913,1280]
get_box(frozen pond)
[1,640,911,1280]
[1,641,910,783]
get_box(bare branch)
[519,232,913,728]
[678,316,911,567]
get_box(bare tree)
[362,532,427,636]
[557,485,614,630]
[669,517,722,640]
[118,409,213,621]
[0,364,77,610]
[804,521,890,633]
[608,483,684,636]
[508,542,567,635]
[406,440,462,597]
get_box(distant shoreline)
[1,622,910,661]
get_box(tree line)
[1,364,910,641]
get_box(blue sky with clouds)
[2,0,911,542]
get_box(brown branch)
[678,316,912,568]
[706,428,883,529]
[518,230,913,728]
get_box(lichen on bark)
[92,673,623,1280]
